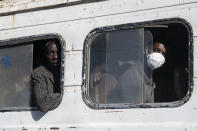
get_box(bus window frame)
[0,33,65,112]
[82,18,193,109]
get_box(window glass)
[85,20,191,108]
[0,36,63,111]
[89,29,145,104]
[0,44,33,109]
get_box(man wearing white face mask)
[147,42,166,70]
[144,42,166,103]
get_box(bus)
[0,0,196,130]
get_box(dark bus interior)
[147,22,189,102]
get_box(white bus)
[0,0,196,130]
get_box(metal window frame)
[0,33,65,112]
[82,18,193,109]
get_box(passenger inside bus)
[144,41,166,103]
[89,23,189,105]
[149,23,189,102]
[90,30,167,104]
[31,41,61,112]
[90,33,118,104]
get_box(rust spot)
[22,127,28,130]
[105,111,123,113]
[71,44,74,51]
[50,127,60,130]
[135,2,138,6]
[12,14,15,28]
[25,2,29,9]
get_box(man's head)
[44,41,58,67]
[153,42,166,56]
[147,42,166,70]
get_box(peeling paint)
[105,111,123,113]
[0,0,106,17]
[72,43,74,51]
[25,2,29,9]
[12,14,15,28]
[22,127,28,130]
[50,127,60,130]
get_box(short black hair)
[39,40,57,64]
[45,41,56,52]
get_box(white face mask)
[147,52,165,70]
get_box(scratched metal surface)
[0,0,87,14]
[0,0,195,130]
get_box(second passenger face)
[153,42,166,56]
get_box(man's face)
[46,42,58,67]
[153,42,166,56]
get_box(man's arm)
[31,72,61,112]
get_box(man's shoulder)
[32,66,49,77]
[33,65,47,73]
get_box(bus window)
[83,19,192,108]
[0,35,64,111]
